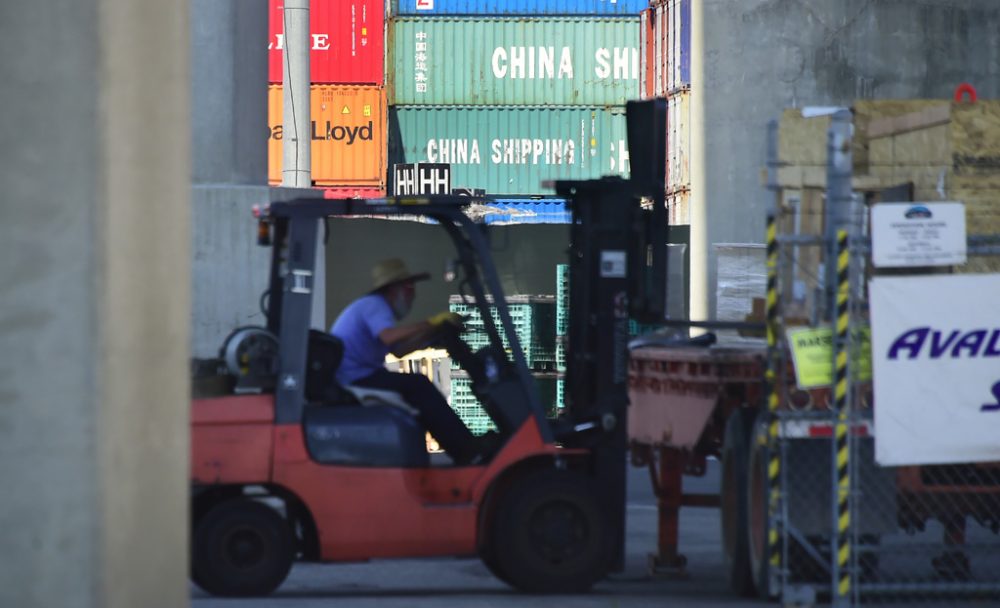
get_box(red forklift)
[189,101,670,596]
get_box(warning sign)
[786,325,872,389]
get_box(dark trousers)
[352,369,478,463]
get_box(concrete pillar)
[0,0,189,607]
[689,0,709,324]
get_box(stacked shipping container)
[387,2,642,195]
[266,0,387,193]
[641,0,691,224]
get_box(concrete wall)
[692,0,1000,317]
[0,0,190,606]
[325,221,570,325]
[189,0,329,357]
[190,186,321,357]
[191,0,267,185]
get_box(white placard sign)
[870,274,1000,466]
[871,202,966,268]
[600,251,626,278]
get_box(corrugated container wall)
[267,85,387,188]
[667,91,690,191]
[391,0,648,16]
[640,9,653,98]
[268,0,384,84]
[389,106,629,195]
[642,0,690,96]
[389,17,639,106]
[667,190,689,225]
[669,0,691,91]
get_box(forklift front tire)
[191,499,294,597]
[491,470,610,593]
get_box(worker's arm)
[378,312,462,358]
[379,321,438,358]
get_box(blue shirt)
[330,293,396,385]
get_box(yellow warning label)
[363,105,372,117]
[786,325,872,388]
[362,27,367,36]
[342,106,350,114]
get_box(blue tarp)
[478,199,571,224]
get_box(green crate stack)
[448,374,496,436]
[449,295,556,371]
[555,264,570,412]
[556,264,570,337]
[533,374,560,418]
[555,336,566,373]
[555,376,565,412]
[449,372,562,434]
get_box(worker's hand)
[428,311,464,328]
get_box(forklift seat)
[304,330,428,467]
[305,330,356,404]
[305,330,416,415]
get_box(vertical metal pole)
[825,110,854,607]
[763,120,783,598]
[688,0,709,330]
[282,0,311,188]
[281,0,325,331]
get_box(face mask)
[390,290,412,319]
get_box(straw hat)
[371,258,430,292]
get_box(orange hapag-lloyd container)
[267,85,386,188]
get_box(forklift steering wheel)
[429,317,464,346]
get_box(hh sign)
[870,274,1000,466]
[392,163,451,195]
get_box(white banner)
[870,274,1000,466]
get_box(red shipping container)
[322,187,385,199]
[268,0,384,85]
[641,0,690,97]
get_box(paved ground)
[192,461,772,607]
[191,456,1000,607]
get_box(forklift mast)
[552,99,669,571]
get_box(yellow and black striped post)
[832,229,852,600]
[764,213,782,588]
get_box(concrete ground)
[192,461,771,608]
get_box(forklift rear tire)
[192,499,294,597]
[491,470,610,593]
[721,407,757,597]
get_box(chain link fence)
[768,195,1000,605]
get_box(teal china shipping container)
[389,17,640,105]
[389,105,630,195]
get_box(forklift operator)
[330,258,485,465]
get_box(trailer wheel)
[747,415,779,599]
[721,407,757,596]
[491,470,610,593]
[192,499,294,597]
